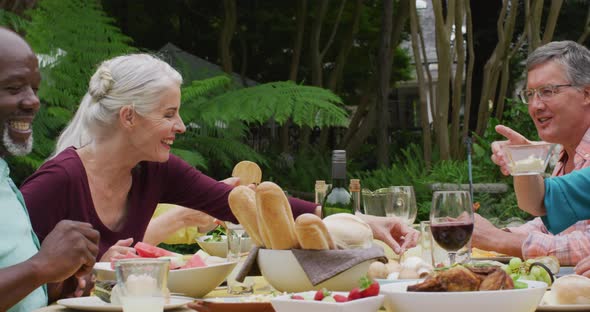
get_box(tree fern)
[4,0,136,184]
[196,81,349,128]
[0,9,28,32]
[182,75,233,101]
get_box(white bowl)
[271,291,384,312]
[196,235,253,258]
[94,260,237,298]
[257,249,372,292]
[503,143,553,176]
[381,280,547,312]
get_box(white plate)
[381,280,546,312]
[537,291,590,311]
[271,291,384,312]
[57,296,193,311]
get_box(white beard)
[3,127,33,156]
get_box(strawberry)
[347,287,362,301]
[359,276,380,298]
[333,294,349,302]
[314,288,330,301]
[291,295,305,300]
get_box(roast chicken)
[407,264,514,292]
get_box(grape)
[530,266,542,278]
[509,257,522,271]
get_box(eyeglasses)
[518,84,575,104]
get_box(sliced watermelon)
[135,242,174,258]
[180,253,207,269]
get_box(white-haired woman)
[21,53,418,261]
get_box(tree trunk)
[317,0,347,150]
[432,0,452,160]
[542,0,563,45]
[219,0,236,74]
[282,0,308,154]
[475,0,519,137]
[375,0,394,167]
[461,0,475,144]
[342,90,371,147]
[299,0,328,150]
[578,6,590,44]
[409,0,432,168]
[450,0,465,159]
[327,0,363,92]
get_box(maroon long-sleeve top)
[20,147,316,259]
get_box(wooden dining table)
[31,278,556,312]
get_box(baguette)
[227,186,265,247]
[294,213,335,250]
[232,161,262,186]
[256,182,299,249]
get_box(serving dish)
[381,279,546,312]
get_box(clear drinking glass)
[429,191,474,266]
[226,222,254,295]
[385,186,418,225]
[115,258,169,312]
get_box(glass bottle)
[314,180,328,206]
[321,150,353,217]
[349,178,363,214]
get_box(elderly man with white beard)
[0,27,100,312]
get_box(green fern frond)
[170,148,207,169]
[198,81,349,128]
[177,135,267,171]
[0,9,29,32]
[182,76,232,101]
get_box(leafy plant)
[3,0,136,184]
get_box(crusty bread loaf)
[294,213,335,250]
[232,161,262,186]
[256,182,299,250]
[227,186,264,247]
[552,275,590,304]
[323,213,374,249]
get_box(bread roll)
[227,186,264,247]
[232,161,262,186]
[294,213,335,250]
[323,213,373,249]
[256,182,299,249]
[552,275,590,304]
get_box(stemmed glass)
[388,186,418,225]
[430,191,474,265]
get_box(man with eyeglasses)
[472,40,590,266]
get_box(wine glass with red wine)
[430,191,474,265]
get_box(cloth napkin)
[235,244,388,285]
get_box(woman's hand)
[358,214,420,254]
[99,238,135,262]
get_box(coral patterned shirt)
[509,128,590,265]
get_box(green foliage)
[265,150,332,199]
[0,9,28,32]
[198,81,348,128]
[182,76,233,101]
[3,0,136,184]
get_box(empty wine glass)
[430,191,474,265]
[386,186,418,225]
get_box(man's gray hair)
[526,40,590,87]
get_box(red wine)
[431,222,474,251]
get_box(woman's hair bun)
[88,66,114,101]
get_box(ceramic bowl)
[257,249,372,292]
[94,260,237,298]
